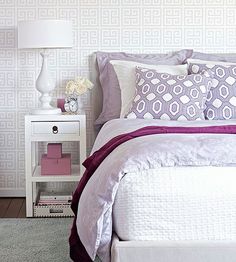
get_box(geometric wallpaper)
[0,0,236,196]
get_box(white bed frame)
[111,234,236,262]
[89,53,236,262]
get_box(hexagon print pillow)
[188,61,236,120]
[126,67,213,121]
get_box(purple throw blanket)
[69,125,236,261]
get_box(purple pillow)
[192,52,236,63]
[126,67,213,121]
[95,49,193,126]
[189,62,236,120]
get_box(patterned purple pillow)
[126,67,213,121]
[188,63,236,120]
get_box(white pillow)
[110,60,188,117]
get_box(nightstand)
[24,114,86,217]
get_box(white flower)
[65,77,94,96]
[65,80,77,95]
[76,77,94,90]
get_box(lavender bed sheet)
[77,118,236,262]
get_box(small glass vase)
[77,95,83,112]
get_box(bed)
[69,51,236,262]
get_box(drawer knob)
[52,126,58,134]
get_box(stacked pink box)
[41,143,71,176]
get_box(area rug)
[0,218,73,262]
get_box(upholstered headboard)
[89,53,103,123]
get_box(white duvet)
[77,118,236,262]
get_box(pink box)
[41,153,71,176]
[47,143,62,159]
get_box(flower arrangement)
[65,76,94,96]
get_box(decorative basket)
[33,203,74,217]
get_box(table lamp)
[18,20,73,114]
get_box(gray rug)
[0,218,73,262]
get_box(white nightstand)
[24,113,86,217]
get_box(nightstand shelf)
[32,165,81,182]
[25,114,86,217]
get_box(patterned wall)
[0,0,236,196]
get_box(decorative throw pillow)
[110,60,188,118]
[126,67,213,121]
[188,60,236,120]
[95,49,193,126]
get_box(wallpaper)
[0,0,236,196]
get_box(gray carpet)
[0,218,73,262]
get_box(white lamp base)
[34,50,61,115]
[31,107,61,115]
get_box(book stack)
[38,191,72,206]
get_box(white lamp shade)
[18,20,73,49]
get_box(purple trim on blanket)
[69,125,236,261]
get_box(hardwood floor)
[0,198,26,218]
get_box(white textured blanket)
[113,166,236,241]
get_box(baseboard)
[0,188,25,197]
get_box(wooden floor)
[0,198,26,218]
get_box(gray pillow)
[126,67,213,121]
[95,49,193,126]
[189,62,236,120]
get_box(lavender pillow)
[188,62,236,120]
[95,49,193,126]
[192,52,236,63]
[126,67,213,121]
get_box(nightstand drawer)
[32,121,80,135]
